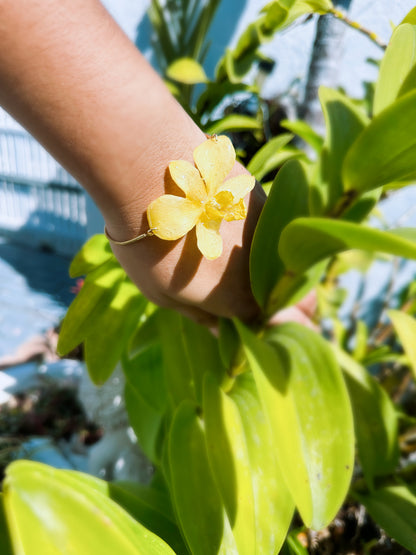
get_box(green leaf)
[343,90,416,192]
[281,119,324,152]
[0,494,13,555]
[278,218,416,275]
[166,57,208,84]
[354,485,416,552]
[247,133,294,181]
[388,309,416,379]
[401,7,416,24]
[319,87,368,209]
[205,114,261,135]
[168,401,236,555]
[230,373,294,554]
[236,321,354,529]
[334,347,399,488]
[124,382,165,464]
[84,282,147,384]
[3,461,175,554]
[57,262,125,356]
[250,160,310,310]
[374,24,416,114]
[60,471,188,555]
[70,234,114,277]
[203,374,256,555]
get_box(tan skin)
[0,0,315,326]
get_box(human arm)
[0,0,264,324]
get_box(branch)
[330,8,387,50]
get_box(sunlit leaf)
[0,494,13,555]
[343,90,416,192]
[250,160,310,309]
[374,24,416,114]
[3,461,175,554]
[247,133,294,180]
[168,401,236,554]
[205,114,261,135]
[236,321,354,529]
[230,373,294,553]
[281,119,324,152]
[203,374,256,555]
[69,233,113,277]
[279,218,416,275]
[319,87,368,209]
[389,309,416,379]
[166,58,208,84]
[335,347,400,488]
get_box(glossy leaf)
[354,485,416,552]
[247,133,294,180]
[278,218,416,275]
[0,494,13,555]
[57,263,125,356]
[335,347,399,488]
[205,114,261,135]
[168,401,236,554]
[203,373,256,555]
[373,24,416,115]
[319,87,368,209]
[401,6,416,24]
[250,160,310,309]
[3,461,175,554]
[343,90,416,192]
[166,57,208,84]
[281,119,324,152]
[84,281,147,384]
[61,471,188,555]
[389,309,416,379]
[230,373,295,554]
[70,233,114,277]
[236,321,354,529]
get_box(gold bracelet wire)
[104,226,156,246]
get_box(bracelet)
[104,226,156,246]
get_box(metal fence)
[0,123,87,256]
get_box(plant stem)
[330,8,387,50]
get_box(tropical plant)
[3,1,416,554]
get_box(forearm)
[0,0,205,235]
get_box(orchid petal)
[196,218,223,260]
[223,199,247,221]
[193,135,235,196]
[169,160,207,202]
[217,174,255,201]
[147,195,202,240]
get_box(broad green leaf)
[84,281,146,384]
[343,90,416,192]
[70,233,114,277]
[354,485,416,552]
[250,160,309,309]
[60,471,188,555]
[166,58,208,84]
[124,382,164,464]
[205,114,261,135]
[247,133,294,181]
[401,7,416,26]
[196,82,252,119]
[123,342,167,413]
[203,373,256,555]
[3,461,175,554]
[0,494,13,555]
[374,24,416,115]
[335,348,399,488]
[319,87,368,209]
[230,373,294,554]
[389,309,416,379]
[236,321,354,529]
[57,263,125,356]
[278,218,416,275]
[168,401,236,555]
[281,119,324,152]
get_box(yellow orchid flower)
[147,135,255,260]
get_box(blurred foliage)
[4,1,416,554]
